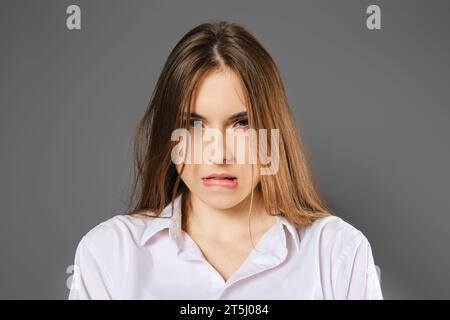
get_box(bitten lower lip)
[202,178,238,189]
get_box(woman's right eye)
[189,119,203,128]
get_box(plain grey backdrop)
[1,0,449,299]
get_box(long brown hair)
[128,20,331,231]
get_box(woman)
[68,21,383,300]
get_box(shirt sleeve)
[332,234,383,300]
[68,236,113,300]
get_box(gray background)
[1,0,449,299]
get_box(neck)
[183,189,276,243]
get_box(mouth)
[202,173,238,188]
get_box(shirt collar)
[140,194,301,253]
[277,214,301,252]
[139,194,184,248]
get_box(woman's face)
[174,69,260,209]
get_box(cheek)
[251,165,261,186]
[232,131,258,164]
[171,133,198,166]
[176,164,197,187]
[236,164,260,189]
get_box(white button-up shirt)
[68,195,383,299]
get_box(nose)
[204,128,235,165]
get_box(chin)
[197,192,247,210]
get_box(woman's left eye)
[234,119,249,128]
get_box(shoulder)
[303,214,365,240]
[70,214,150,299]
[300,215,382,299]
[80,214,148,249]
[73,214,152,272]
[299,215,371,259]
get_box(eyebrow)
[181,111,248,122]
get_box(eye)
[188,119,204,128]
[233,118,249,128]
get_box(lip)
[203,172,237,179]
[202,172,238,189]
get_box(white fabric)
[68,195,383,299]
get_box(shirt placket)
[211,223,289,298]
[175,218,289,299]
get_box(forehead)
[190,69,247,118]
